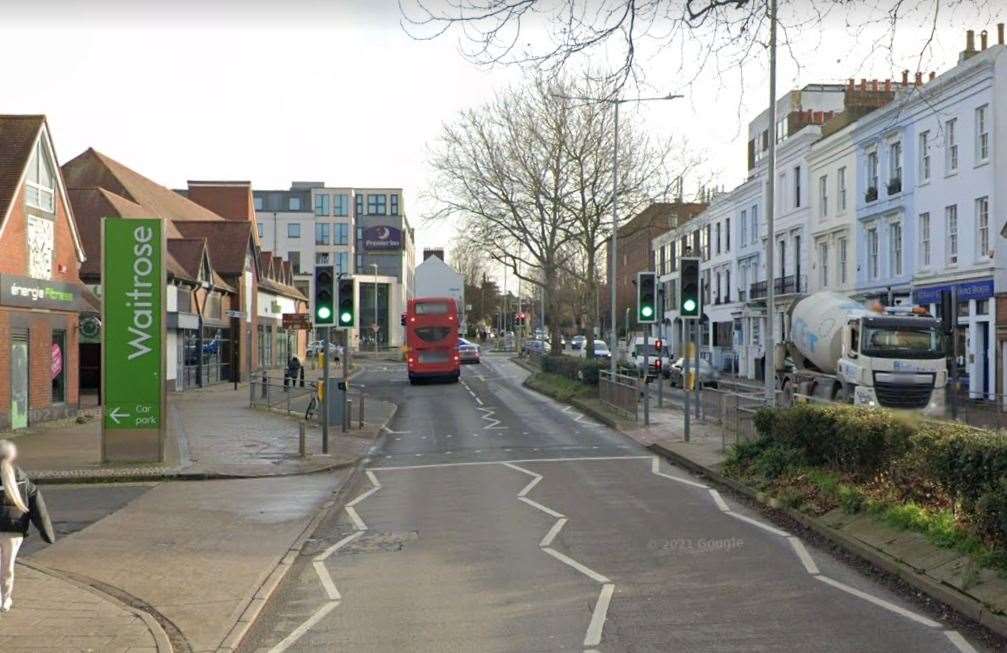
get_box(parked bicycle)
[305,382,320,421]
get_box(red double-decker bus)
[404,297,460,384]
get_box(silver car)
[667,357,719,388]
[458,338,481,364]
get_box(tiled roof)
[173,220,255,277]
[0,115,44,229]
[62,148,225,224]
[166,238,207,281]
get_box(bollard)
[299,422,307,457]
[299,366,305,388]
[261,370,268,399]
[358,394,365,429]
[344,399,352,431]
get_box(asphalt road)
[241,353,985,652]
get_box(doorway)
[10,332,28,429]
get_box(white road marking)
[815,575,940,628]
[519,496,565,518]
[314,531,363,561]
[345,487,379,507]
[709,489,730,512]
[583,583,615,647]
[474,397,484,405]
[542,547,611,583]
[267,601,340,653]
[518,476,541,496]
[371,455,650,471]
[313,561,341,600]
[726,511,789,537]
[539,517,567,547]
[945,630,978,653]
[652,469,709,489]
[344,506,367,531]
[381,427,411,434]
[788,537,820,575]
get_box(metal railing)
[599,370,639,422]
[749,275,806,299]
[248,371,368,430]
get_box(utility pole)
[764,0,779,407]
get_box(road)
[241,353,984,652]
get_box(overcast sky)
[4,0,1001,292]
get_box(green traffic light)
[683,299,697,312]
[641,306,654,318]
[340,311,353,324]
[317,306,332,320]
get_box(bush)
[541,355,580,380]
[753,444,805,480]
[578,360,604,386]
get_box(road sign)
[102,217,166,463]
[282,312,312,330]
[226,309,244,319]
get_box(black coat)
[0,468,55,543]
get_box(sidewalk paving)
[1,563,166,652]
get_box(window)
[976,105,989,162]
[751,205,758,242]
[51,329,66,403]
[314,194,330,216]
[819,175,828,217]
[289,196,302,211]
[288,251,301,274]
[890,222,902,276]
[888,141,902,192]
[867,227,879,279]
[794,235,801,285]
[740,210,747,247]
[945,118,958,173]
[390,193,400,215]
[315,222,331,246]
[287,223,301,238]
[838,238,848,284]
[779,239,786,277]
[716,272,722,303]
[256,223,264,239]
[315,252,330,265]
[919,131,930,182]
[335,223,350,246]
[793,166,801,208]
[819,242,829,286]
[254,196,263,211]
[335,252,349,274]
[334,194,349,216]
[703,224,711,259]
[946,205,958,264]
[355,193,363,217]
[367,194,387,215]
[867,151,879,196]
[725,217,731,252]
[715,222,721,254]
[776,116,788,144]
[725,270,731,302]
[919,213,931,267]
[838,167,847,211]
[977,196,990,257]
[24,139,55,213]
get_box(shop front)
[0,274,84,429]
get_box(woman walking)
[0,440,54,612]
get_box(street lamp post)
[552,91,683,375]
[370,263,379,352]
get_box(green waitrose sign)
[102,218,165,460]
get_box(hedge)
[752,403,1007,544]
[540,355,604,387]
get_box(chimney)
[871,79,879,91]
[915,72,923,86]
[929,71,936,81]
[981,30,988,50]
[884,79,891,93]
[999,23,1004,45]
[967,29,975,52]
[902,70,909,85]
[860,78,867,91]
[848,78,855,91]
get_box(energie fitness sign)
[102,218,165,462]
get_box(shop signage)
[913,279,994,305]
[362,225,402,251]
[51,342,62,380]
[282,312,312,330]
[226,309,244,319]
[0,274,78,310]
[80,315,101,339]
[102,217,165,462]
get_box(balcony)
[865,186,878,203]
[887,177,902,195]
[749,275,805,300]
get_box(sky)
[4,0,1003,293]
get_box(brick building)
[605,201,706,335]
[0,116,89,429]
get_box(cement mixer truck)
[776,291,947,414]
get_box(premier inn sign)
[0,275,79,311]
[102,217,166,463]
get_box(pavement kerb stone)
[213,402,395,653]
[647,442,1007,641]
[19,559,174,653]
[28,458,361,485]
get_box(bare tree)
[428,77,578,354]
[449,237,488,287]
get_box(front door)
[10,333,28,429]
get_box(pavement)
[239,353,988,652]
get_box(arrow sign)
[108,407,130,424]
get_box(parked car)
[627,337,670,379]
[458,338,481,364]
[523,339,546,356]
[307,341,342,359]
[667,357,720,388]
[571,335,587,351]
[587,340,611,360]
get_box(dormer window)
[25,138,55,213]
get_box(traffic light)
[337,276,355,327]
[654,338,663,352]
[680,257,701,319]
[313,265,334,325]
[637,271,657,323]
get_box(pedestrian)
[0,439,54,612]
[285,356,301,391]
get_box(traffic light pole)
[642,331,650,426]
[694,317,702,421]
[321,327,329,453]
[683,319,690,442]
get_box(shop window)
[51,330,66,403]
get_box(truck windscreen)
[860,325,945,359]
